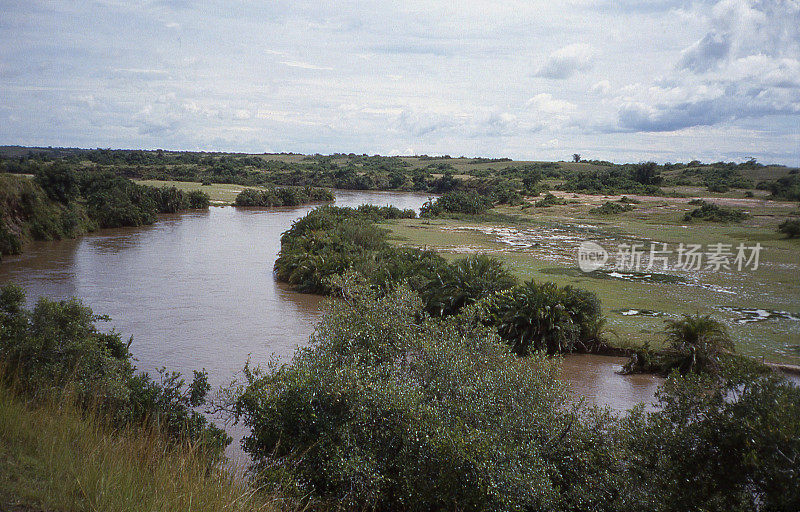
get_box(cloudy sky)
[1,0,798,164]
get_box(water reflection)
[561,354,661,411]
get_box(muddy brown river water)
[1,190,667,459]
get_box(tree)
[573,153,581,162]
[633,161,662,186]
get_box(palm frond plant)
[662,314,734,374]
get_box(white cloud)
[233,109,251,120]
[279,61,333,71]
[526,93,576,114]
[591,80,612,96]
[534,44,595,79]
[678,31,730,72]
[0,0,796,165]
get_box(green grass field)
[388,192,800,364]
[135,179,254,205]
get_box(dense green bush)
[231,276,619,511]
[419,191,494,217]
[706,182,730,193]
[0,173,92,257]
[766,174,800,201]
[0,170,210,258]
[274,206,392,293]
[778,218,800,238]
[533,193,568,207]
[276,207,605,353]
[150,186,210,212]
[683,201,747,222]
[589,201,634,214]
[355,204,416,219]
[0,285,230,456]
[560,167,662,195]
[420,254,517,316]
[230,277,800,510]
[482,281,604,355]
[671,165,754,190]
[619,361,800,511]
[233,186,333,207]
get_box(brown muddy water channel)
[0,190,663,461]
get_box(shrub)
[420,254,517,316]
[778,219,800,238]
[355,204,416,219]
[534,193,567,207]
[589,201,634,214]
[619,361,800,510]
[765,174,800,201]
[34,162,80,203]
[560,168,662,195]
[482,280,604,355]
[230,276,618,511]
[0,174,93,254]
[0,285,230,456]
[234,186,332,207]
[419,191,493,217]
[623,314,734,375]
[683,201,747,222]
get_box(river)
[0,189,664,459]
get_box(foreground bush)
[229,277,800,510]
[0,285,229,456]
[230,276,619,511]
[619,361,800,511]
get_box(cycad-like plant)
[662,314,734,374]
[482,280,602,355]
[421,254,517,316]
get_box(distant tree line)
[0,165,209,260]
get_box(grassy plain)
[136,179,253,205]
[388,191,800,364]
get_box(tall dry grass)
[0,382,292,512]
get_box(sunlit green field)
[135,179,254,204]
[388,192,800,364]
